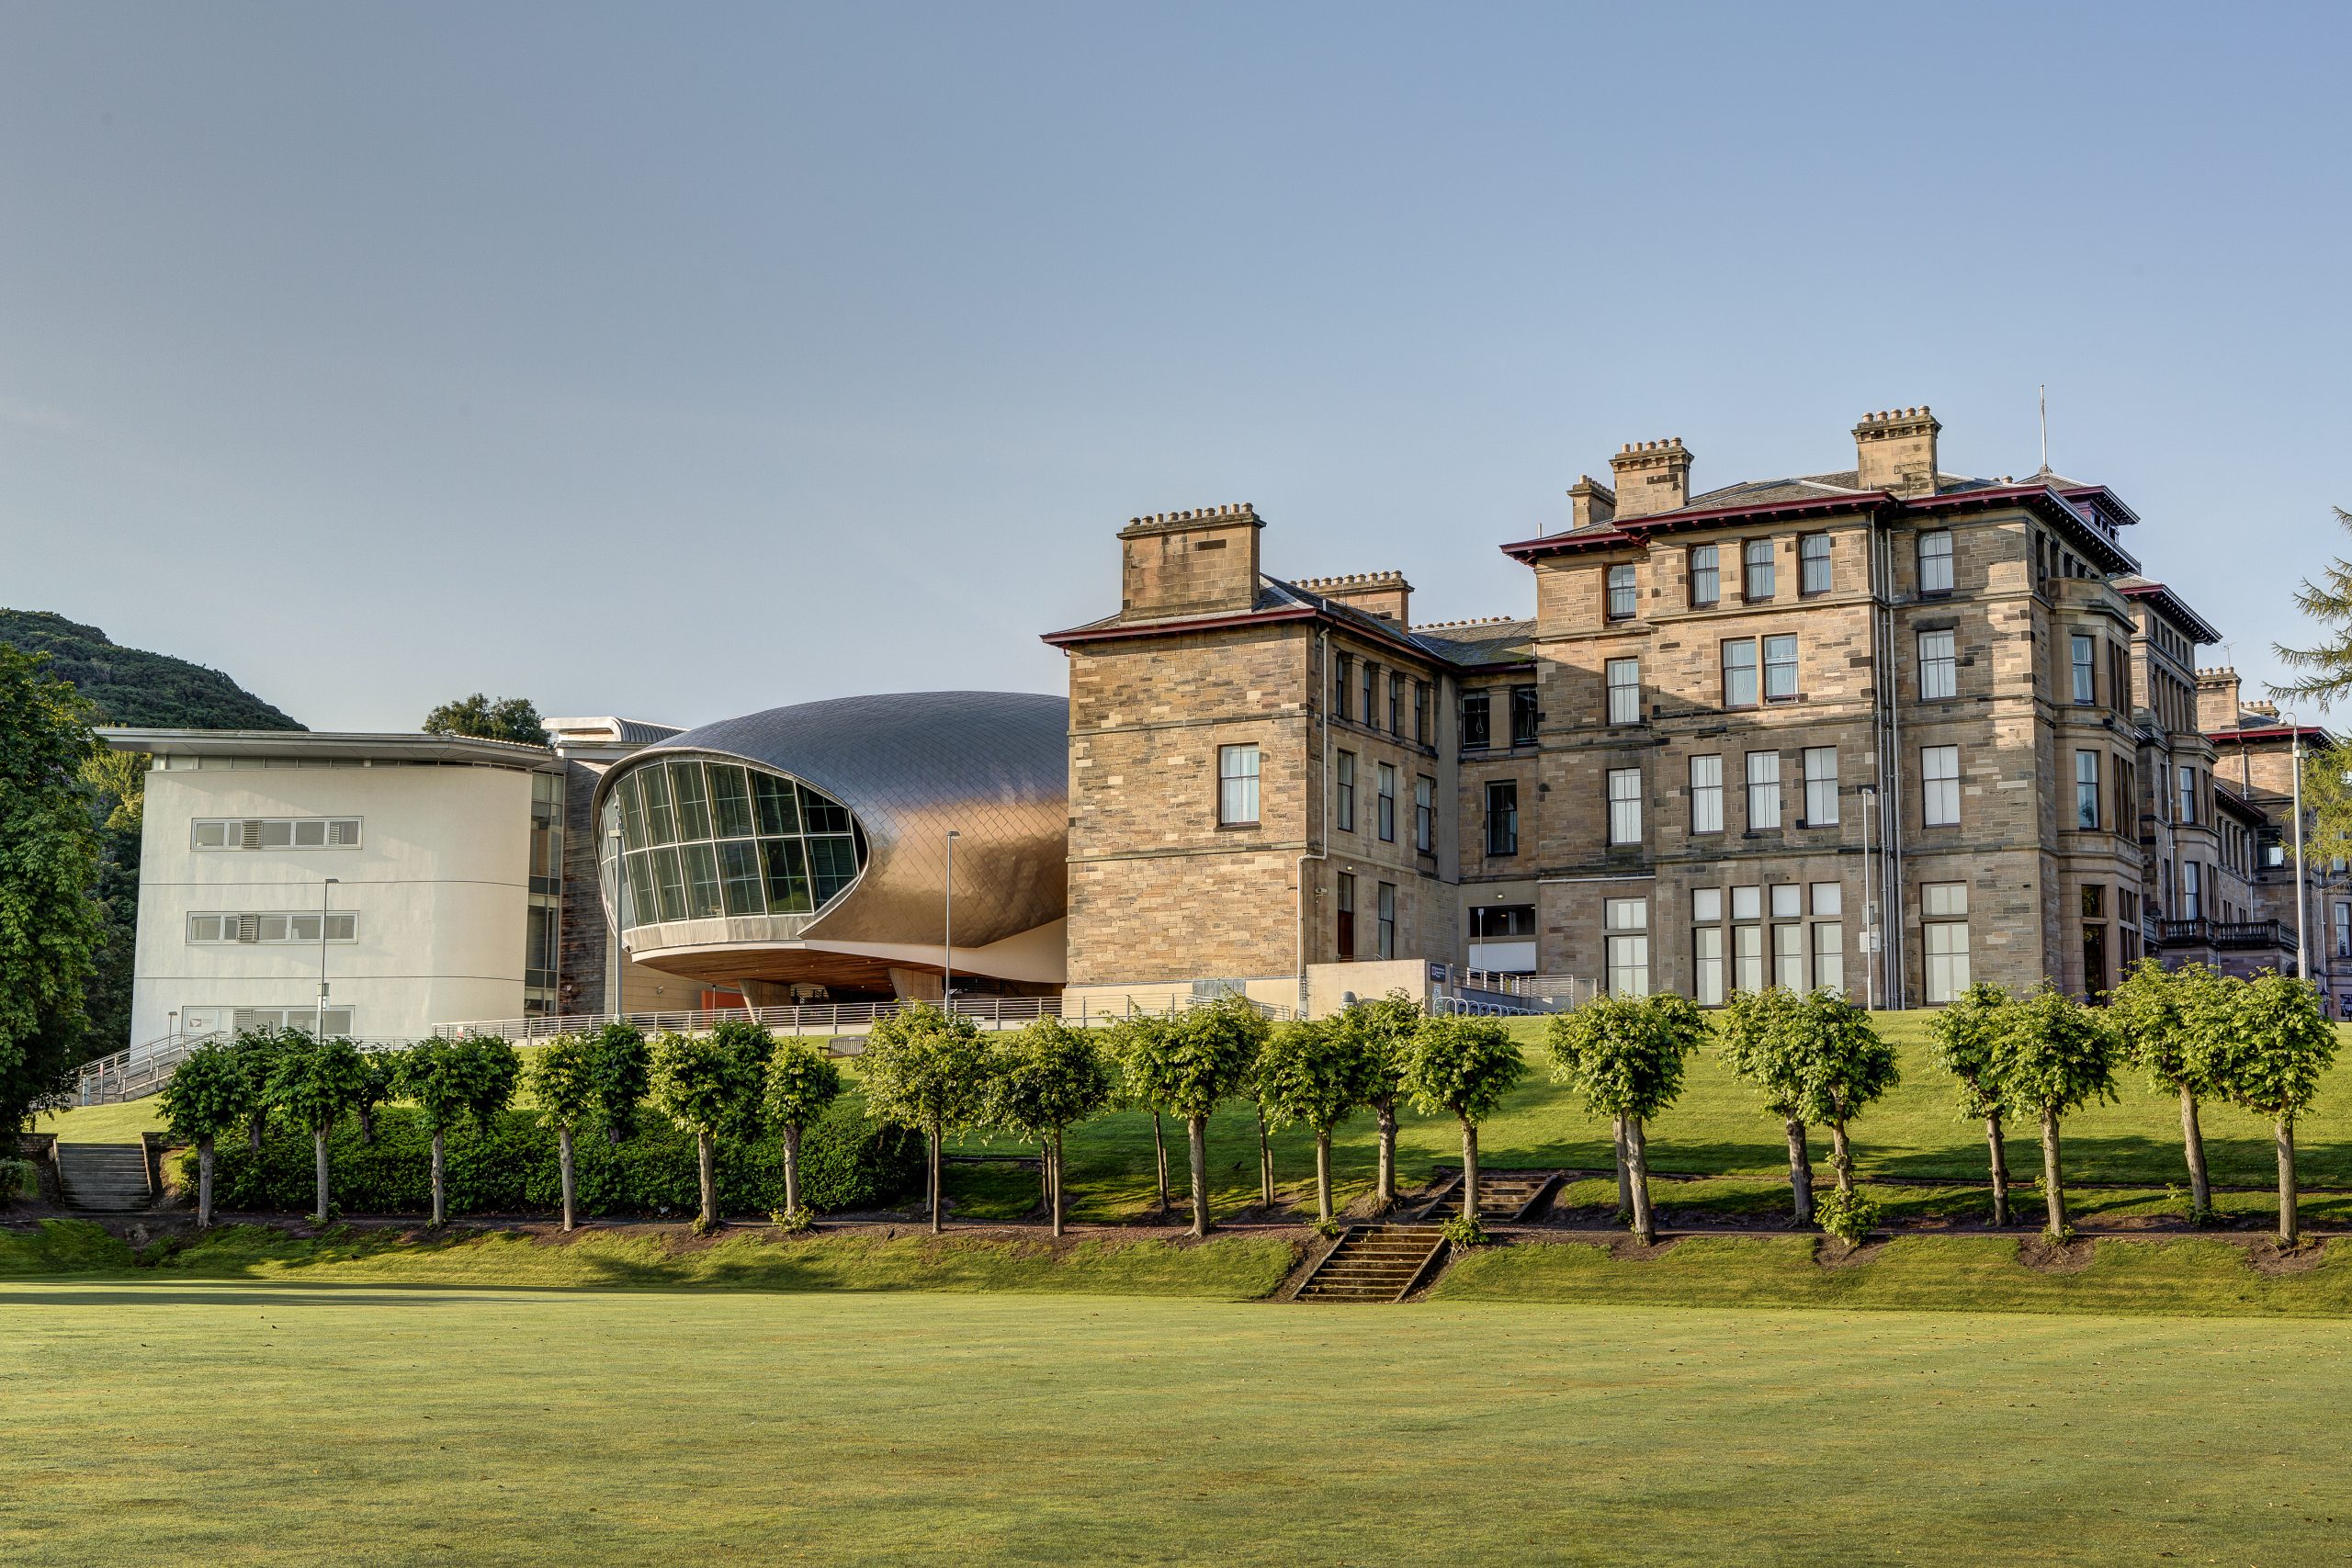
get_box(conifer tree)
[2272,505,2352,707]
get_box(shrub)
[1438,1213,1490,1248]
[0,1157,34,1205]
[1815,1189,1881,1245]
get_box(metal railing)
[435,988,1295,1043]
[2157,918,2290,953]
[77,1031,422,1107]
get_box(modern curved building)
[592,691,1069,1002]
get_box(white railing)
[76,1031,423,1106]
[436,988,1295,1043]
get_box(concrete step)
[1295,1224,1446,1304]
[56,1144,152,1212]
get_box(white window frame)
[1803,748,1839,827]
[191,817,363,851]
[1746,751,1781,829]
[1606,658,1641,726]
[1918,628,1956,701]
[1217,745,1261,827]
[1607,767,1642,846]
[1918,529,1953,594]
[1604,897,1649,998]
[1690,754,1723,834]
[1922,745,1961,828]
[187,912,358,945]
[1923,881,1971,1003]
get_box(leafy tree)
[1409,1012,1530,1237]
[2296,740,2352,869]
[1159,996,1270,1237]
[858,1003,991,1235]
[422,694,549,746]
[353,1048,401,1145]
[266,1033,368,1224]
[229,1025,296,1151]
[1790,991,1898,1199]
[398,1040,487,1227]
[1255,1016,1380,1224]
[584,1021,651,1146]
[1103,1014,1178,1217]
[1716,987,1815,1225]
[527,1033,599,1231]
[2107,959,2226,1224]
[1239,1045,1280,1213]
[0,646,104,1133]
[986,1018,1113,1236]
[1927,981,2018,1226]
[650,1029,768,1232]
[158,1041,254,1227]
[763,1039,846,1223]
[2271,505,2352,707]
[2199,971,2339,1246]
[1549,995,1703,1246]
[1990,983,2120,1237]
[1328,992,1419,1212]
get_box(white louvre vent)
[236,916,260,942]
[240,820,263,850]
[328,819,361,846]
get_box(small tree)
[1927,980,2018,1226]
[2199,971,2339,1246]
[986,1018,1114,1236]
[1158,996,1269,1238]
[1329,992,1419,1212]
[230,1025,295,1152]
[1103,1014,1178,1217]
[1991,982,2120,1238]
[1255,1016,1379,1224]
[422,693,549,746]
[159,1042,253,1227]
[527,1033,597,1232]
[1408,1012,1530,1237]
[352,1048,401,1146]
[1791,991,1898,1198]
[1716,987,1815,1225]
[396,1040,477,1227]
[1550,995,1703,1245]
[267,1033,368,1224]
[763,1039,845,1223]
[859,1002,990,1235]
[2108,959,2226,1224]
[650,1029,767,1232]
[583,1021,650,1147]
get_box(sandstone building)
[1046,407,2350,1010]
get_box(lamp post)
[607,826,626,1027]
[2285,713,2308,982]
[1859,784,1879,1010]
[943,829,961,1012]
[320,877,339,1036]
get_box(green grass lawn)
[7,1281,2352,1567]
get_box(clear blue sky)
[4,3,2346,731]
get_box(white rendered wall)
[130,763,534,1045]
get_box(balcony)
[2155,918,2289,953]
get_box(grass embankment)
[6,1284,2351,1567]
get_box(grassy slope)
[6,1283,2350,1567]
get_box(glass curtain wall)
[602,754,868,929]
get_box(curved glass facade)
[599,752,868,929]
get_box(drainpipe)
[1296,626,1331,1017]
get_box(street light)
[943,829,961,1012]
[2284,712,2308,983]
[320,877,339,1037]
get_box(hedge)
[183,1095,922,1219]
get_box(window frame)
[1762,635,1799,703]
[1690,753,1724,835]
[2075,749,2101,831]
[1922,744,1961,828]
[1917,528,1954,595]
[1917,627,1957,701]
[1606,564,1637,621]
[1746,750,1781,830]
[1335,750,1356,833]
[1721,638,1759,709]
[1607,766,1642,847]
[1802,747,1839,827]
[1798,532,1832,596]
[1742,538,1775,602]
[1605,658,1641,726]
[1688,544,1720,609]
[1485,779,1519,857]
[1216,743,1261,827]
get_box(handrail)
[435,987,1295,1042]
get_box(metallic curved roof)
[596,691,1069,950]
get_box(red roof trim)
[1499,491,1895,561]
[1041,604,1318,649]
[2208,724,2333,745]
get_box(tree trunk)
[1315,1130,1333,1224]
[1050,1130,1066,1239]
[2277,1115,2299,1247]
[696,1129,718,1231]
[248,1111,266,1155]
[928,1129,944,1235]
[1256,1110,1274,1209]
[1460,1118,1481,1222]
[357,1104,376,1145]
[1040,1140,1053,1215]
[559,1123,578,1233]
[781,1122,802,1218]
[2179,1088,2212,1223]
[2040,1106,2066,1237]
[430,1127,447,1228]
[1374,1101,1397,1212]
[1187,1114,1209,1238]
[607,1122,624,1149]
[1626,1117,1656,1246]
[1828,1120,1855,1197]
[312,1127,331,1225]
[1611,1116,1633,1217]
[1985,1115,2010,1227]
[1151,1112,1170,1217]
[1783,1116,1815,1226]
[198,1134,215,1229]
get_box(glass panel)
[614,772,646,850]
[624,852,654,929]
[193,820,226,848]
[1693,887,1722,922]
[801,784,851,836]
[670,760,712,841]
[808,837,860,905]
[1770,885,1801,919]
[762,838,813,914]
[718,840,764,915]
[259,820,293,847]
[639,764,677,846]
[650,846,687,923]
[682,843,722,919]
[754,772,801,836]
[708,765,755,839]
[293,819,326,847]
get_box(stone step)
[56,1144,153,1212]
[1295,1224,1447,1304]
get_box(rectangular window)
[1732,885,1760,921]
[1690,754,1724,834]
[1746,751,1781,829]
[1388,674,1404,735]
[1377,763,1397,843]
[682,842,723,919]
[1743,539,1775,601]
[1813,921,1845,994]
[1689,544,1720,608]
[1332,654,1351,722]
[1413,682,1430,744]
[1606,659,1641,725]
[1486,780,1519,856]
[1722,639,1758,708]
[1693,923,1724,1006]
[1773,921,1804,990]
[2071,635,2096,705]
[1376,883,1396,960]
[188,912,358,944]
[1770,884,1801,920]
[1918,529,1953,594]
[1923,745,1961,828]
[2335,900,2349,960]
[2177,765,2196,825]
[669,760,713,842]
[1735,923,1764,993]
[1605,898,1649,997]
[1918,628,1957,700]
[1335,751,1356,833]
[1414,776,1435,853]
[190,817,363,852]
[1362,661,1378,728]
[1803,747,1839,826]
[2075,750,2100,830]
[2181,861,2202,921]
[1461,691,1491,750]
[1799,533,1832,595]
[1607,564,1637,620]
[1510,685,1539,747]
[1336,873,1355,960]
[1218,744,1261,826]
[1608,767,1642,846]
[718,840,763,916]
[1763,635,1799,702]
[1923,881,1971,1003]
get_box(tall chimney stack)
[1607,438,1693,520]
[1852,406,1940,497]
[1567,476,1616,531]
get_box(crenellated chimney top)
[1852,406,1940,497]
[1607,438,1693,520]
[1567,475,1617,531]
[1295,570,1412,626]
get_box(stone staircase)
[1294,1224,1447,1303]
[1413,1168,1561,1224]
[56,1144,153,1213]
